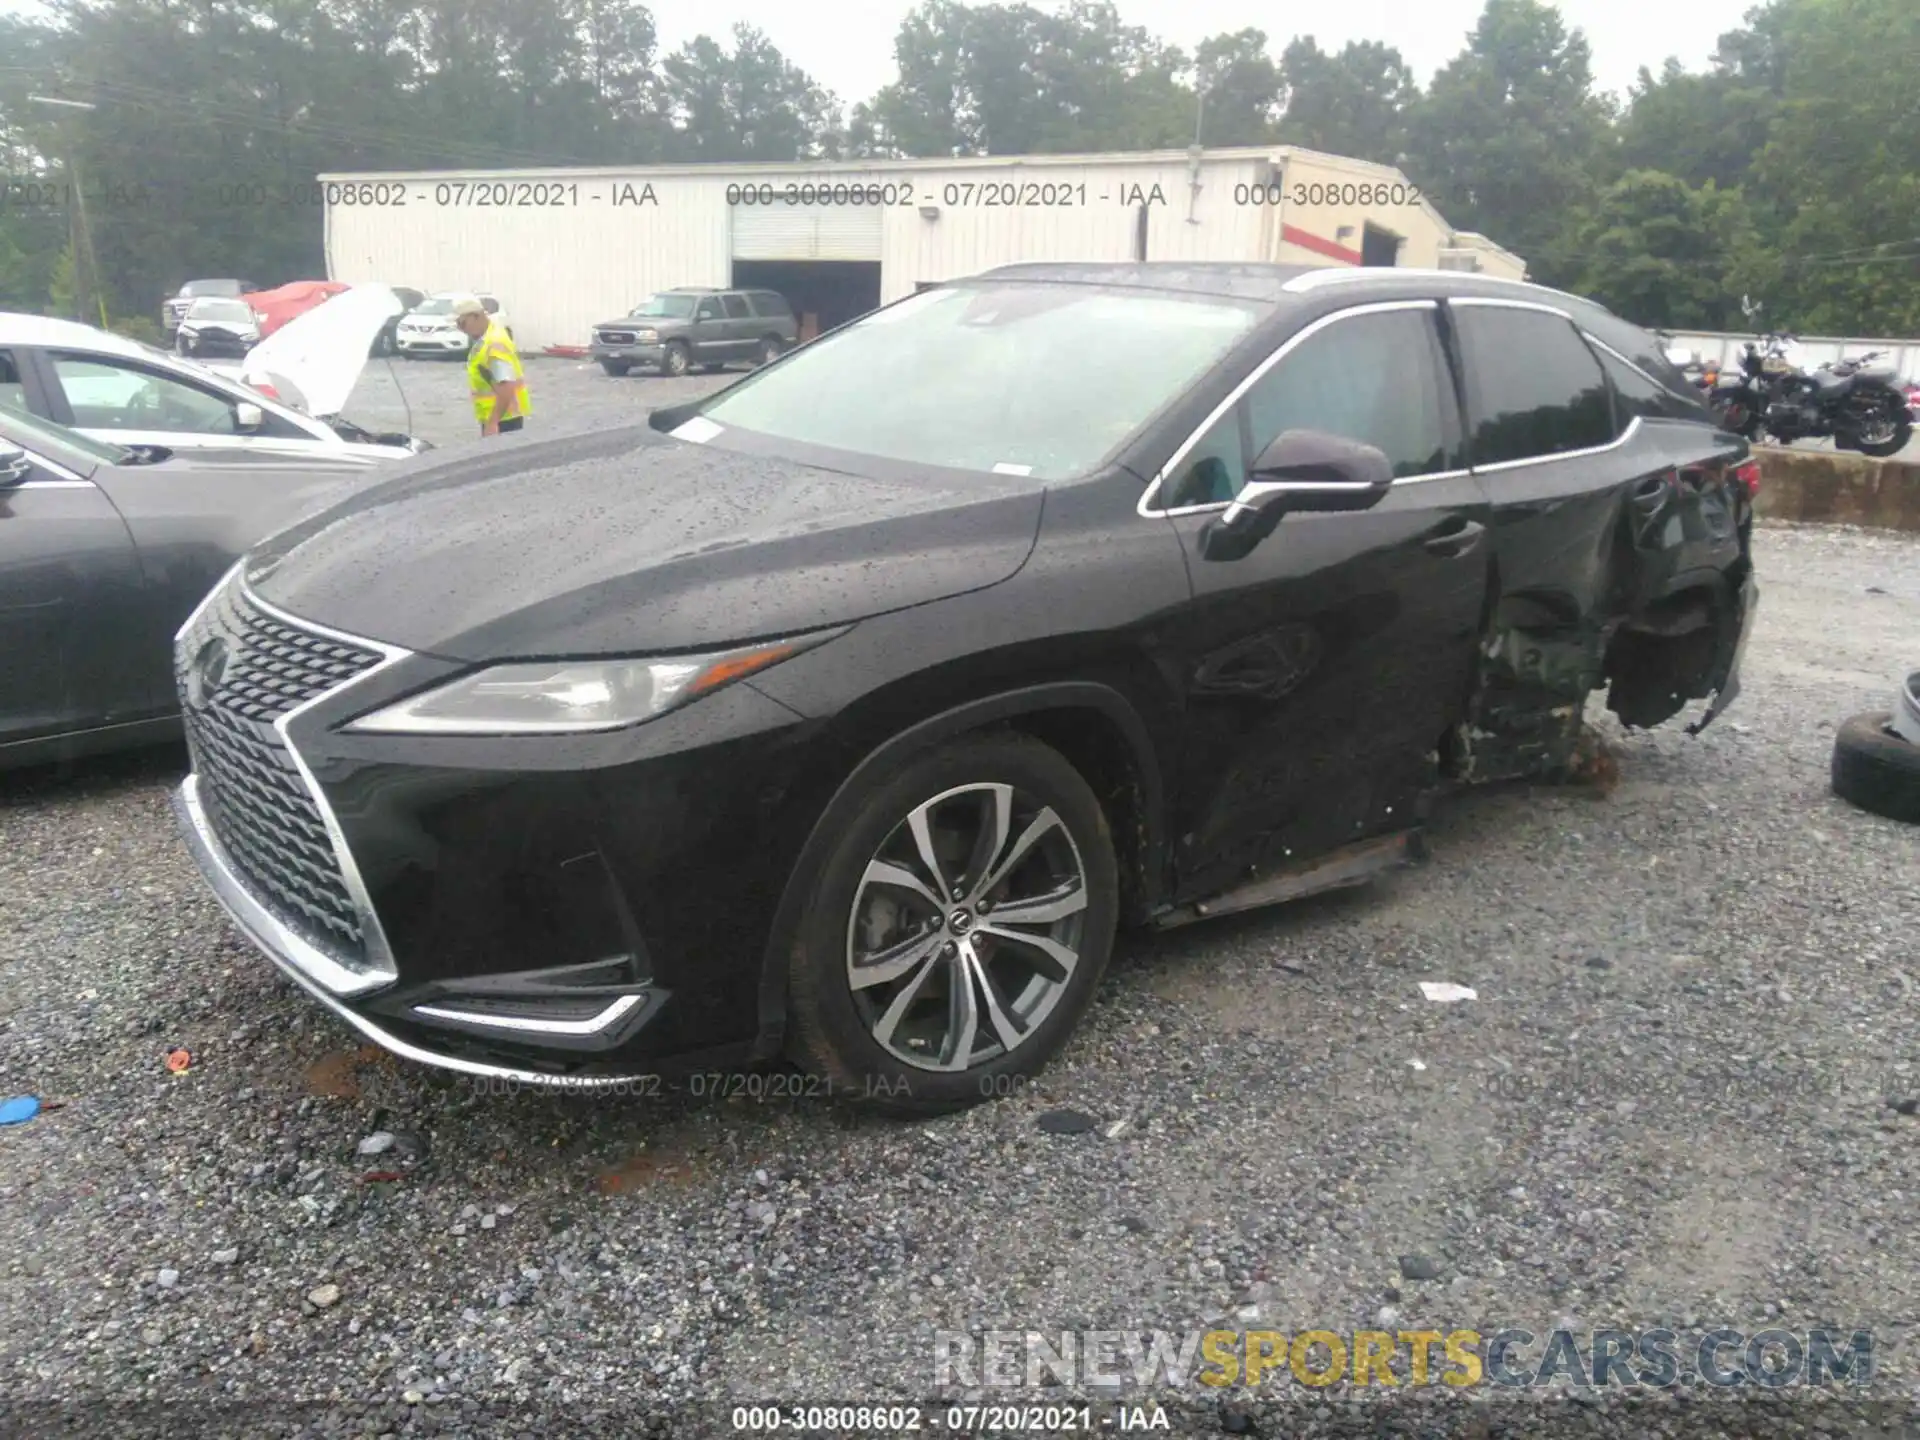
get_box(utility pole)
[29,95,105,328]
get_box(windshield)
[631,294,698,318]
[189,299,254,323]
[694,283,1261,478]
[181,279,244,297]
[415,298,457,316]
[0,393,133,466]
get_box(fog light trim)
[413,993,643,1036]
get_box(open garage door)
[731,201,884,341]
[730,200,883,263]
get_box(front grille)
[597,329,636,345]
[178,579,383,964]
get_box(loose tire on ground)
[1830,710,1920,824]
[784,731,1119,1116]
[599,358,629,377]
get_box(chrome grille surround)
[174,563,408,994]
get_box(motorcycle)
[1709,299,1913,457]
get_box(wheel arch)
[751,681,1169,1053]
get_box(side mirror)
[234,401,264,432]
[1199,429,1394,562]
[0,444,32,486]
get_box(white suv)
[395,292,512,357]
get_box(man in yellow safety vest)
[453,296,529,437]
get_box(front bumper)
[179,331,256,356]
[591,340,668,367]
[173,776,663,1086]
[168,579,814,1084]
[395,330,469,353]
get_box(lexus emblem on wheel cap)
[186,636,229,710]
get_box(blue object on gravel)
[0,1096,42,1125]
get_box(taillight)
[251,380,279,400]
[1732,460,1761,498]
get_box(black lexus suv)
[172,262,1757,1114]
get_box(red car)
[242,280,350,338]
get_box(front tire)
[784,733,1118,1116]
[660,341,690,377]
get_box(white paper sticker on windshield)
[671,416,723,444]
[992,462,1033,476]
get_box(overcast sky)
[2,0,1732,108]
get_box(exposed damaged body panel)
[1140,280,1756,924]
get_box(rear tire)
[784,732,1119,1116]
[1830,711,1920,824]
[599,359,630,377]
[757,336,783,366]
[1854,419,1913,459]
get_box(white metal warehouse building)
[319,145,1526,352]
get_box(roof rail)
[1280,267,1574,301]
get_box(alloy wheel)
[845,782,1088,1072]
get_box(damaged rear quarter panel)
[1459,420,1751,780]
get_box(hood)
[243,284,401,416]
[596,314,670,328]
[245,423,1045,660]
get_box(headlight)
[346,632,842,736]
[637,329,657,343]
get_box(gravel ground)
[2,360,1918,1437]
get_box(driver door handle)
[1423,518,1485,559]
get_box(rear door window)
[1453,305,1615,466]
[722,294,751,319]
[749,292,791,319]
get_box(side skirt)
[1150,829,1423,931]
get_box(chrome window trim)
[1471,415,1643,476]
[413,994,644,1036]
[176,567,414,994]
[1446,295,1573,320]
[1139,299,1458,519]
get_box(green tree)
[1566,169,1760,328]
[1404,0,1615,283]
[1748,0,1920,333]
[1613,58,1775,194]
[1276,37,1417,164]
[659,25,842,161]
[1193,29,1282,147]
